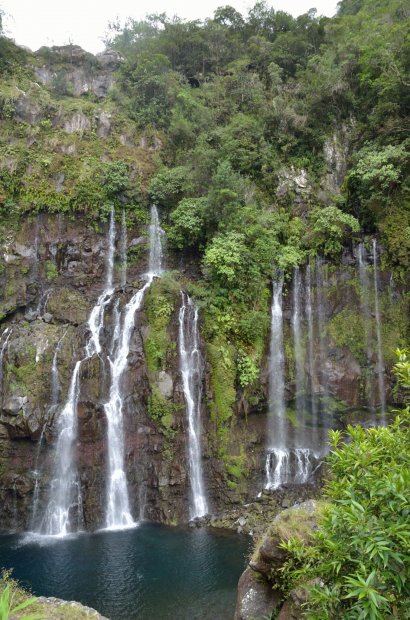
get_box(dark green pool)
[0,523,249,620]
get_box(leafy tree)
[149,166,192,209]
[307,206,360,255]
[168,197,207,249]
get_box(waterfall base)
[265,448,321,490]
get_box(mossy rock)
[47,287,90,324]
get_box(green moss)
[44,260,58,281]
[148,386,179,438]
[143,273,179,372]
[328,307,366,364]
[206,337,236,437]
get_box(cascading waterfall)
[0,328,11,393]
[120,208,127,287]
[372,239,386,417]
[266,268,321,490]
[265,277,287,489]
[86,209,116,358]
[305,263,317,431]
[104,205,163,529]
[292,267,305,434]
[30,330,67,530]
[40,209,117,536]
[357,243,374,395]
[315,256,329,401]
[178,293,208,518]
[41,361,82,536]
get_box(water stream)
[372,239,386,418]
[104,205,163,529]
[178,293,208,518]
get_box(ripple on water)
[0,523,249,620]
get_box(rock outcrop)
[235,500,322,620]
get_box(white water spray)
[179,293,208,518]
[104,206,163,529]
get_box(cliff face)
[0,42,408,533]
[0,210,407,532]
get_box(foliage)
[307,207,360,255]
[278,349,410,619]
[0,571,42,620]
[168,197,207,250]
[149,166,192,209]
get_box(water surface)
[0,523,249,620]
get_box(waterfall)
[292,267,305,437]
[315,256,329,401]
[179,293,208,518]
[41,361,82,536]
[305,264,317,432]
[265,278,286,489]
[104,205,163,529]
[51,330,67,406]
[86,209,116,357]
[30,330,67,531]
[265,271,319,490]
[39,210,117,536]
[0,328,11,393]
[372,240,386,417]
[357,243,373,394]
[120,208,127,287]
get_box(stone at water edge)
[35,596,110,619]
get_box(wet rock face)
[0,212,405,532]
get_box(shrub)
[279,349,410,619]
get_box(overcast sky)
[2,0,338,54]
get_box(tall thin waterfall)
[305,264,317,430]
[31,330,67,530]
[104,205,162,529]
[315,256,328,400]
[50,330,67,407]
[265,269,319,490]
[41,361,82,536]
[0,328,11,393]
[358,243,373,383]
[179,293,208,518]
[40,209,117,536]
[86,210,116,357]
[292,267,305,435]
[120,208,127,287]
[265,278,286,489]
[372,239,386,417]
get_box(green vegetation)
[143,274,179,373]
[275,350,410,618]
[0,572,41,620]
[0,0,408,484]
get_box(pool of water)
[0,523,249,620]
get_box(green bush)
[279,350,410,619]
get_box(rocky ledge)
[235,499,323,620]
[25,596,109,619]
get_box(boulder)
[234,567,280,620]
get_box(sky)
[1,0,338,55]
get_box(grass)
[0,570,103,619]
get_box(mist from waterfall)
[178,293,208,518]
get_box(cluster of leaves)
[0,570,41,620]
[278,349,410,619]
